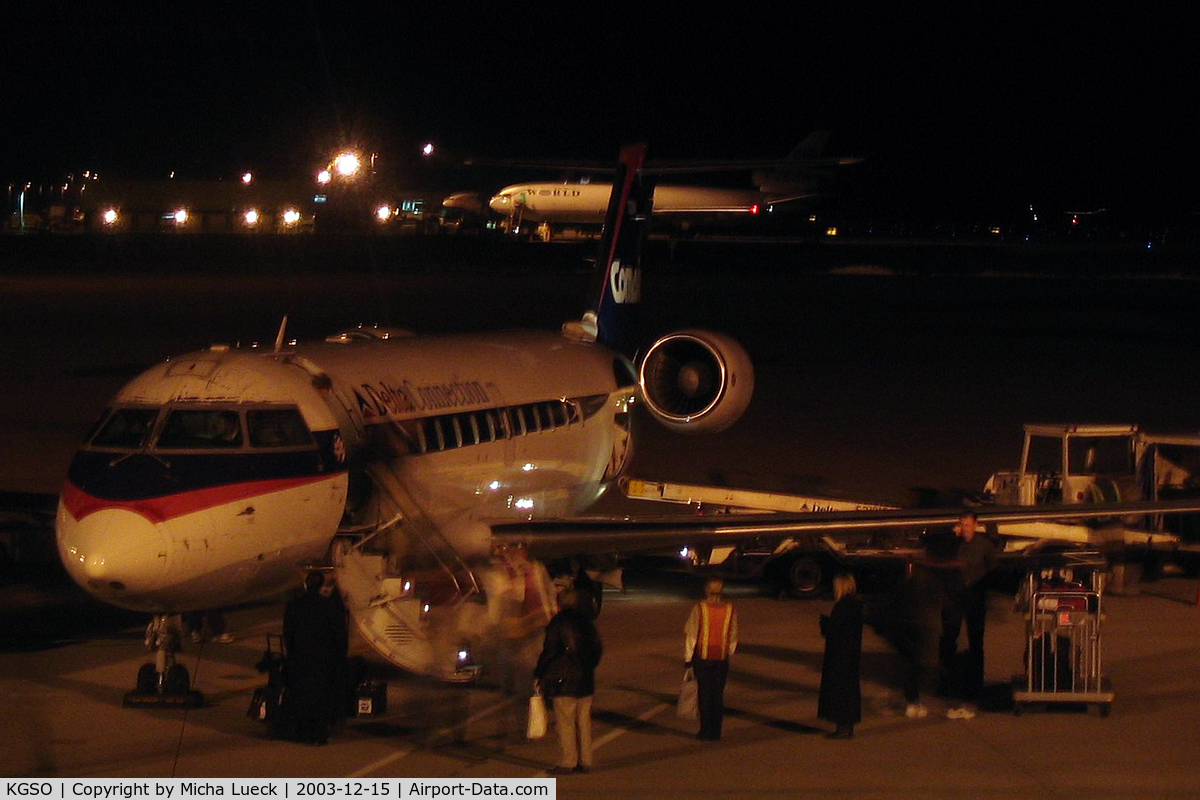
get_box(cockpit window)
[247,409,312,447]
[90,407,159,449]
[156,409,243,449]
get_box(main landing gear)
[123,614,204,708]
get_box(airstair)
[333,463,482,680]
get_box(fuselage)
[488,183,765,223]
[56,330,637,614]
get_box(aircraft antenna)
[273,315,289,353]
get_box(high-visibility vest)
[695,601,735,660]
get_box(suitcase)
[247,685,284,721]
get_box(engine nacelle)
[638,330,754,434]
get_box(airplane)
[55,143,1200,697]
[478,131,861,236]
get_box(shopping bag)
[677,668,698,721]
[527,692,548,739]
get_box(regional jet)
[54,144,1200,698]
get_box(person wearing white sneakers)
[939,510,997,720]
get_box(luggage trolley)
[1014,561,1113,716]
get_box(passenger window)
[247,409,312,447]
[506,408,525,437]
[91,407,159,449]
[474,413,493,444]
[522,405,541,433]
[482,410,501,441]
[439,416,460,449]
[423,418,444,451]
[413,420,429,454]
[566,401,581,424]
[457,414,479,446]
[157,409,243,449]
[551,401,568,428]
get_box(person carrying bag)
[534,588,602,775]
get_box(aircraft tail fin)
[588,144,651,359]
[787,130,831,160]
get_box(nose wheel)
[123,614,205,708]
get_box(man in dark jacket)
[282,571,349,744]
[534,588,602,774]
[938,510,998,718]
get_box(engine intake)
[639,330,754,434]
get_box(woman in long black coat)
[281,571,349,744]
[819,572,864,739]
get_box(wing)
[490,498,1200,561]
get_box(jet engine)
[638,330,754,434]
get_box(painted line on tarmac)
[592,702,671,751]
[345,696,512,778]
[532,701,671,776]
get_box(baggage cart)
[1014,565,1113,716]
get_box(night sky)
[4,5,1197,218]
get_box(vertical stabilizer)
[590,144,651,359]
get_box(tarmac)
[5,238,1200,797]
[3,569,1200,799]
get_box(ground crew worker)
[684,578,738,740]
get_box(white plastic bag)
[527,692,548,739]
[677,668,698,721]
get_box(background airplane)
[453,131,862,238]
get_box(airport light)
[375,204,392,221]
[281,208,301,226]
[316,169,332,185]
[173,208,189,225]
[101,208,118,226]
[241,172,253,185]
[244,209,259,226]
[422,142,435,156]
[334,152,361,178]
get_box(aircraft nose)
[488,194,508,213]
[58,508,170,597]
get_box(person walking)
[819,572,864,739]
[534,587,603,774]
[281,571,349,744]
[684,578,738,741]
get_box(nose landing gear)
[123,614,205,708]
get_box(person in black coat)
[281,570,349,744]
[534,588,603,774]
[819,572,864,739]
